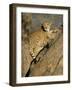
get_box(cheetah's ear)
[50,22,52,26]
[49,22,53,26]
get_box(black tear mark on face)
[41,25,47,32]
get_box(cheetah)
[29,21,58,62]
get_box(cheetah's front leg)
[30,47,43,64]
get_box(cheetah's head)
[41,21,52,32]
